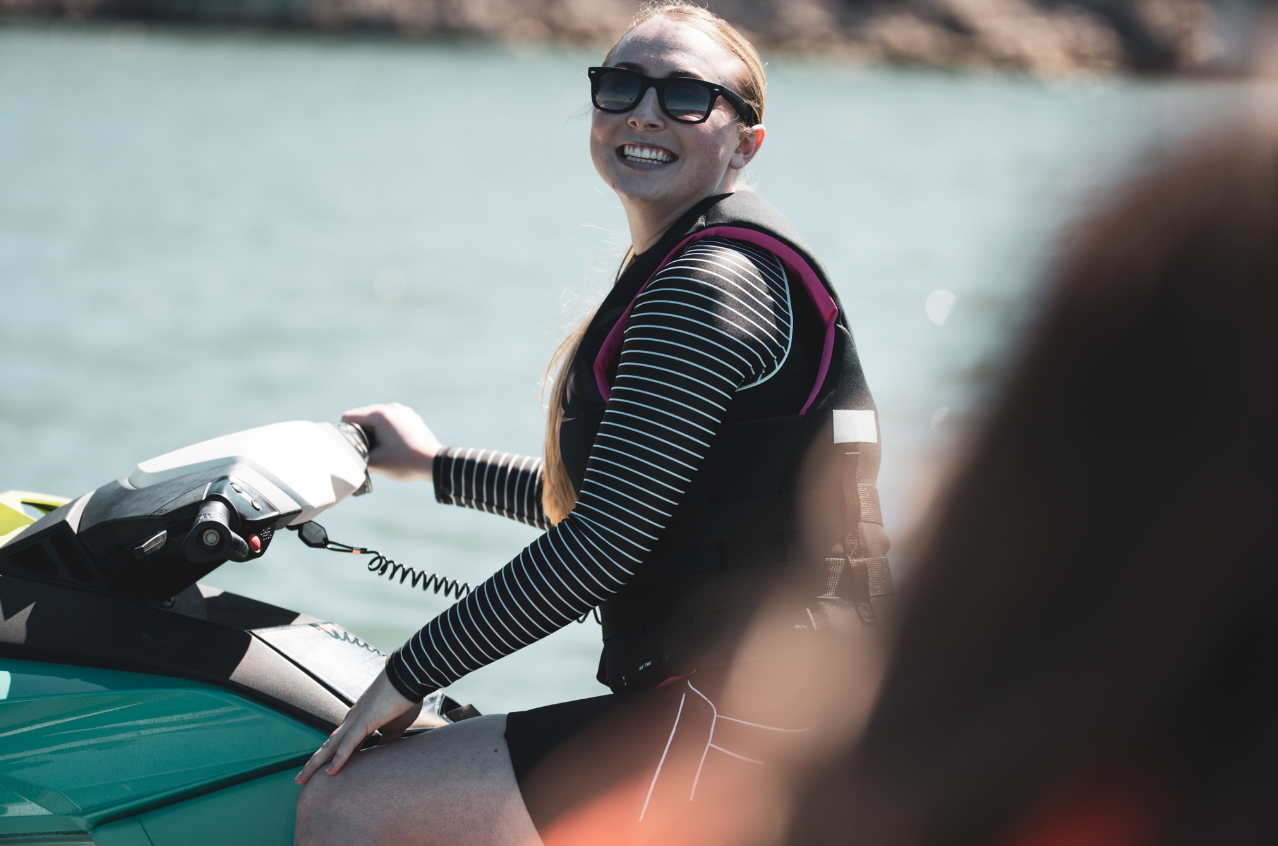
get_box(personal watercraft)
[0,421,477,846]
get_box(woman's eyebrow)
[612,61,702,79]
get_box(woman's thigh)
[295,713,542,846]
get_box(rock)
[0,0,1221,74]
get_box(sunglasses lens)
[662,79,714,122]
[595,71,643,112]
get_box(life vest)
[558,191,893,692]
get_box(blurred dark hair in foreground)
[784,110,1278,845]
[508,97,1278,846]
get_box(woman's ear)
[730,124,766,171]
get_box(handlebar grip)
[184,499,249,564]
[337,422,374,496]
[337,421,374,456]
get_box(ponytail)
[541,248,634,524]
[540,311,592,524]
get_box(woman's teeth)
[622,144,674,164]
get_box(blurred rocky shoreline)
[1,0,1226,74]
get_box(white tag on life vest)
[833,409,878,444]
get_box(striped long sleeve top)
[386,237,796,701]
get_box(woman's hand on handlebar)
[342,403,442,483]
[295,669,423,785]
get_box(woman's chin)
[611,175,702,215]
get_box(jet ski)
[0,421,477,846]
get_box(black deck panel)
[0,574,348,731]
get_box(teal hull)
[0,658,325,845]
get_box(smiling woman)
[584,9,765,255]
[292,3,892,845]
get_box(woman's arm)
[432,447,551,530]
[387,238,794,700]
[343,403,551,529]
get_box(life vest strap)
[835,448,895,623]
[826,555,894,620]
[593,226,841,416]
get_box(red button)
[248,534,262,553]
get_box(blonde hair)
[540,2,766,524]
[608,1,766,128]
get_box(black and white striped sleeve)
[386,238,794,700]
[432,447,551,530]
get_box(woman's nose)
[627,88,664,129]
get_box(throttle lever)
[184,499,250,564]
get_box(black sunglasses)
[588,67,759,127]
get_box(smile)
[619,144,676,165]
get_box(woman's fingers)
[376,700,425,746]
[322,723,370,776]
[296,670,421,783]
[340,403,441,482]
[296,725,350,785]
[296,714,376,783]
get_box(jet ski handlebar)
[0,420,376,604]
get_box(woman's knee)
[295,766,375,845]
[295,717,531,846]
[295,774,340,845]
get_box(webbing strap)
[835,449,894,623]
[856,482,883,525]
[842,449,862,563]
[828,556,892,597]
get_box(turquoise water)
[0,22,1243,712]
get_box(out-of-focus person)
[779,109,1278,846]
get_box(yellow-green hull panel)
[0,491,71,547]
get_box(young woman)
[295,4,891,843]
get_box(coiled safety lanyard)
[292,521,601,623]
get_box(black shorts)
[505,666,811,842]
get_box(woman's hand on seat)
[342,403,442,482]
[295,669,422,785]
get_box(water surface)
[0,23,1241,711]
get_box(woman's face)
[590,17,763,230]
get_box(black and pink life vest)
[558,191,893,692]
